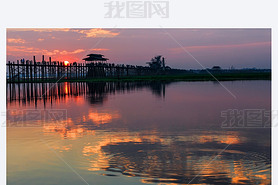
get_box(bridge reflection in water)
[7,81,167,107]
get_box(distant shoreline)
[6,72,271,83]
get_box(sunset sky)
[6,28,271,69]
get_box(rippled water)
[7,81,271,185]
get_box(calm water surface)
[7,81,271,185]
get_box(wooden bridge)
[6,55,159,83]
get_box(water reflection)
[7,81,271,185]
[79,130,270,184]
[42,118,96,139]
[7,81,167,107]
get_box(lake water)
[7,80,271,185]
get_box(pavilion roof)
[82,54,108,61]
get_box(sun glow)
[64,61,69,66]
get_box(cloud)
[60,49,85,55]
[89,48,110,51]
[7,45,86,56]
[7,38,26,44]
[8,28,119,38]
[7,28,71,32]
[7,28,119,43]
[7,45,58,56]
[37,38,44,42]
[73,29,119,38]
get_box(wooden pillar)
[30,60,33,82]
[23,60,25,83]
[57,62,60,79]
[26,60,29,82]
[33,56,36,81]
[83,63,85,78]
[11,62,14,82]
[42,55,44,81]
[81,63,83,78]
[49,57,51,78]
[44,62,46,81]
[17,60,20,82]
[8,61,11,82]
[75,63,77,79]
[38,63,41,81]
[69,64,72,79]
[34,61,37,82]
[61,62,63,78]
[67,64,69,79]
